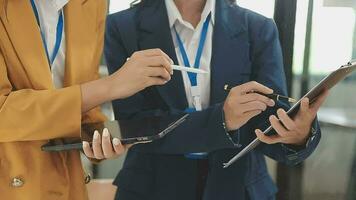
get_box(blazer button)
[11,177,24,188]
[84,173,91,184]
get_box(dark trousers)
[346,143,356,200]
[114,158,210,200]
[196,159,209,200]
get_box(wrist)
[222,105,238,132]
[292,139,308,146]
[294,124,314,146]
[80,78,112,113]
[224,119,235,132]
[93,77,114,102]
[290,129,310,146]
[103,75,124,100]
[293,135,309,146]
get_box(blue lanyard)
[174,13,211,87]
[30,0,64,65]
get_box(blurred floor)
[303,124,356,200]
[87,179,116,200]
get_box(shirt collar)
[51,0,69,12]
[165,0,215,29]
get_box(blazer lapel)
[2,0,53,88]
[210,0,251,104]
[136,0,251,108]
[137,0,188,110]
[63,0,95,87]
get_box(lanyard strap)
[30,0,64,65]
[174,13,211,87]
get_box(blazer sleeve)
[82,0,108,124]
[243,18,321,166]
[0,50,82,142]
[105,15,239,154]
[0,1,108,143]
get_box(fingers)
[92,131,105,159]
[255,129,283,144]
[146,55,173,75]
[83,129,127,160]
[300,97,310,113]
[310,90,329,113]
[237,81,273,95]
[132,49,173,65]
[132,49,173,75]
[298,97,316,121]
[244,110,263,120]
[253,93,326,146]
[223,82,274,131]
[146,65,171,81]
[269,115,289,137]
[82,141,94,158]
[147,77,168,87]
[240,101,268,113]
[276,109,296,131]
[102,128,115,158]
[112,138,125,155]
[238,93,275,107]
[299,90,329,118]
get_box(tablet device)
[288,60,356,115]
[223,60,356,168]
[41,114,189,152]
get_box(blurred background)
[86,0,356,200]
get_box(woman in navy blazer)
[104,0,327,199]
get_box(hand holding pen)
[223,81,278,131]
[224,85,296,103]
[222,81,329,168]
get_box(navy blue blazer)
[104,0,321,200]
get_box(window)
[109,0,132,14]
[293,0,356,75]
[237,0,275,18]
[109,0,276,18]
[291,2,356,200]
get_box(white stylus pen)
[172,65,208,74]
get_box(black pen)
[224,84,297,103]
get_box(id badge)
[191,86,202,111]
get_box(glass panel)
[309,5,354,74]
[109,0,132,14]
[237,0,275,18]
[293,0,356,75]
[110,0,277,18]
[292,1,356,200]
[293,0,310,75]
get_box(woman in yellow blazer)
[0,0,173,199]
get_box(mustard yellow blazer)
[0,0,107,199]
